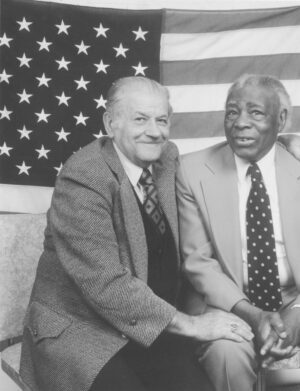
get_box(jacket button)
[129,319,137,326]
[121,334,127,339]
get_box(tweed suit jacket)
[176,141,300,315]
[20,137,180,391]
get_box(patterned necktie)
[139,168,166,235]
[246,163,282,312]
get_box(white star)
[56,56,71,70]
[113,43,129,58]
[0,142,13,156]
[132,62,148,76]
[132,26,148,41]
[16,161,31,175]
[55,92,71,106]
[54,163,63,175]
[93,23,109,38]
[17,125,33,139]
[55,127,70,142]
[36,73,51,87]
[93,130,104,139]
[0,69,13,84]
[94,94,107,109]
[74,112,89,125]
[37,37,52,52]
[0,106,12,120]
[35,108,51,123]
[17,89,33,104]
[94,60,109,74]
[35,145,50,159]
[17,53,32,68]
[17,17,32,31]
[55,20,71,35]
[74,76,90,90]
[75,40,90,55]
[0,33,13,47]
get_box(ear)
[278,108,287,133]
[103,111,114,139]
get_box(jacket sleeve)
[49,160,176,347]
[176,156,247,312]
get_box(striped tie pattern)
[139,168,166,235]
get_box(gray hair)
[105,76,172,116]
[227,74,292,131]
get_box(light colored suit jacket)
[20,137,180,391]
[176,141,300,315]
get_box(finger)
[269,345,294,359]
[261,356,275,368]
[269,314,287,339]
[260,333,278,356]
[231,324,254,341]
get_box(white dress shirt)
[235,146,294,289]
[113,142,150,203]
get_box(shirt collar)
[234,145,276,183]
[113,142,152,187]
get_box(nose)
[145,119,161,138]
[234,111,251,130]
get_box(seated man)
[176,73,300,391]
[20,76,252,391]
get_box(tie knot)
[247,163,262,182]
[139,168,153,187]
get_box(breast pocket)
[24,301,72,344]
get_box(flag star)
[0,142,13,156]
[74,112,89,125]
[113,43,129,58]
[75,40,90,55]
[94,60,109,74]
[37,37,52,52]
[94,94,107,109]
[17,53,32,68]
[132,62,148,76]
[54,163,63,175]
[17,17,32,31]
[74,76,90,90]
[132,26,148,41]
[55,92,71,106]
[0,106,12,120]
[93,23,109,38]
[55,127,70,141]
[0,69,13,84]
[56,56,71,70]
[16,161,31,175]
[0,33,13,47]
[35,145,50,159]
[35,108,51,123]
[17,125,33,139]
[17,89,33,103]
[93,130,104,139]
[36,73,51,87]
[55,20,71,35]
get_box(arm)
[176,157,247,311]
[50,160,177,347]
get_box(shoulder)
[180,141,229,167]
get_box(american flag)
[1,0,300,213]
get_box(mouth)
[233,137,255,146]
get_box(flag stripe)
[161,54,300,86]
[170,108,300,138]
[167,80,300,114]
[164,7,300,33]
[160,26,300,62]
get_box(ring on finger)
[230,322,238,332]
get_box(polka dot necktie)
[246,163,282,312]
[139,168,166,235]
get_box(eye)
[251,110,265,119]
[225,109,238,120]
[157,118,168,126]
[134,117,146,123]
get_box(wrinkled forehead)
[226,83,280,109]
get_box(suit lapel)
[101,138,148,281]
[201,145,244,288]
[276,145,300,286]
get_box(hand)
[191,309,254,343]
[279,306,300,348]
